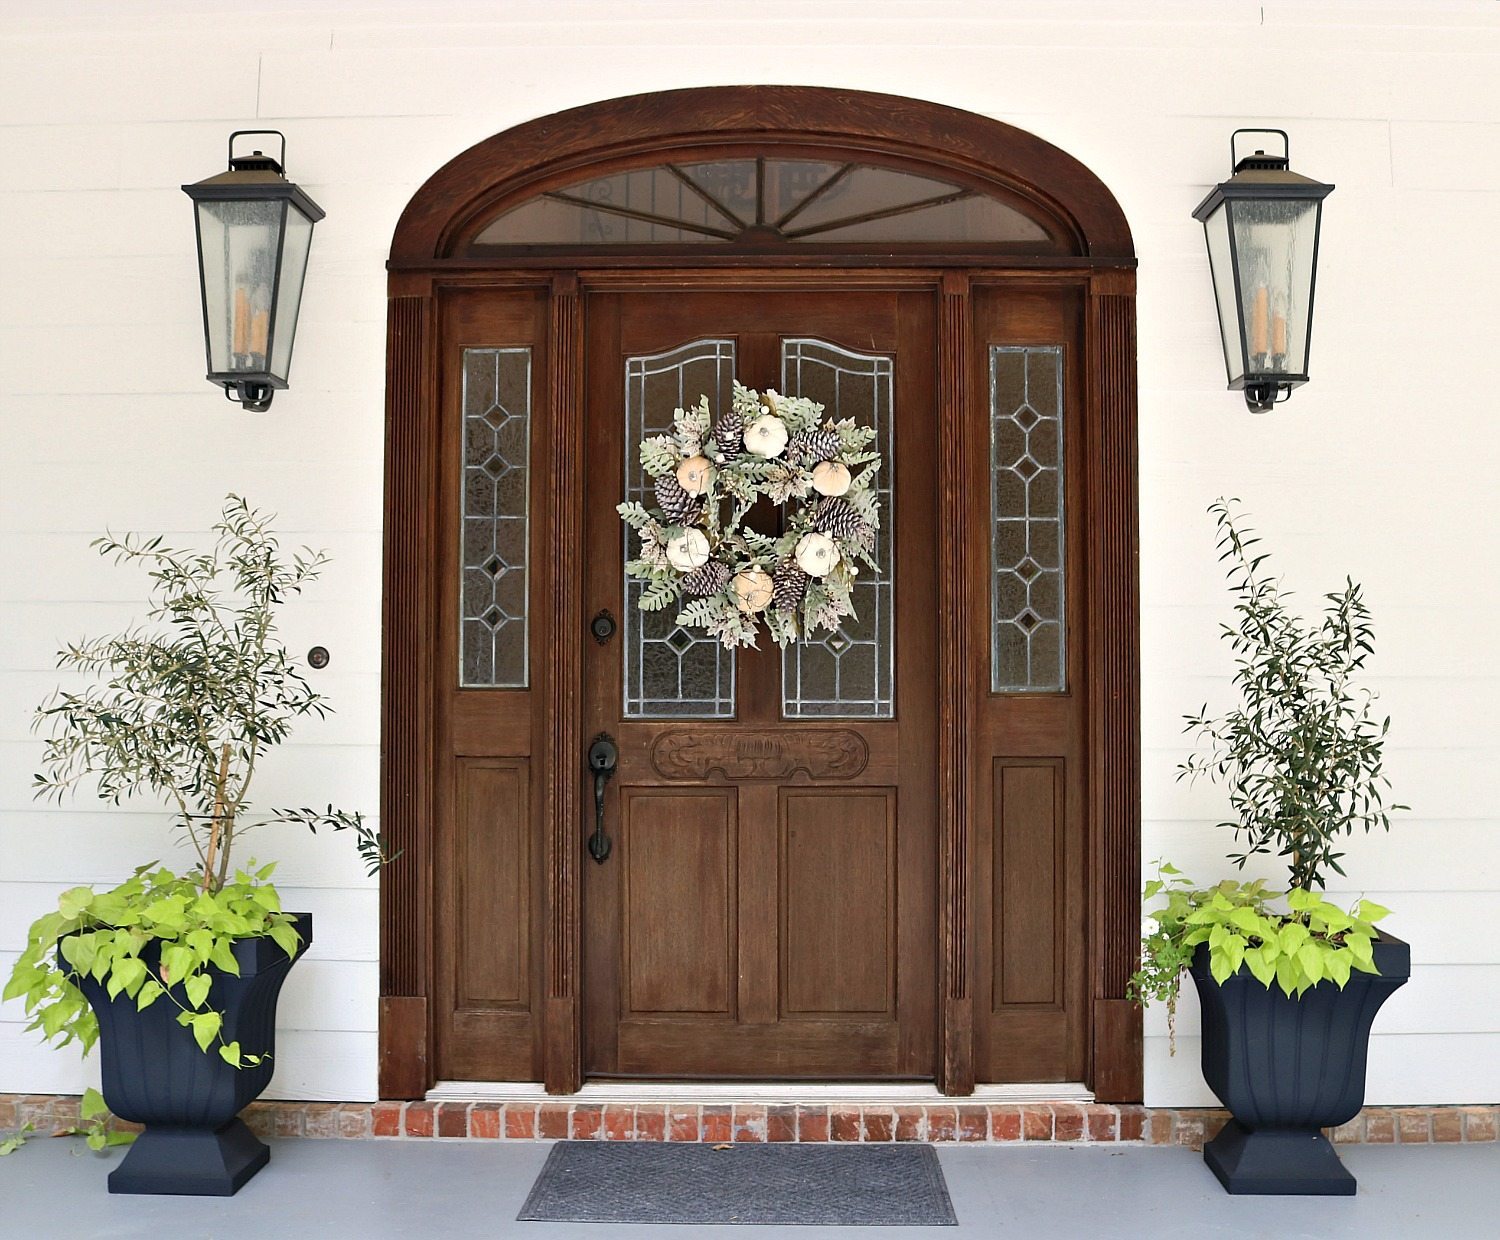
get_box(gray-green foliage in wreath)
[618,383,882,649]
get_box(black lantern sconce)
[183,131,325,412]
[1193,130,1333,413]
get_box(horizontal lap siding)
[2,0,1497,1106]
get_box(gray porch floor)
[1,1138,1494,1238]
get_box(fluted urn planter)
[1190,932,1408,1195]
[64,914,311,1196]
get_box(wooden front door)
[580,289,938,1079]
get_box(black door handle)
[587,733,618,863]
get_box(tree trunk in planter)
[1189,933,1408,1196]
[65,914,312,1196]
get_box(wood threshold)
[426,1081,1095,1104]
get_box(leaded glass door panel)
[582,289,938,1079]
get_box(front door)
[581,289,938,1079]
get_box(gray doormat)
[518,1141,957,1226]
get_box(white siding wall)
[1,0,1496,1105]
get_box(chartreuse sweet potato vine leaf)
[5,864,301,1069]
[1128,861,1390,1053]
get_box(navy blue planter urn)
[65,914,311,1196]
[1190,932,1408,1196]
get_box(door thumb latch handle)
[587,733,618,863]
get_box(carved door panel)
[582,289,938,1079]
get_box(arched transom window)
[463,154,1068,254]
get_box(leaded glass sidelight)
[624,340,737,718]
[781,340,894,719]
[991,346,1065,693]
[461,348,532,687]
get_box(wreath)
[617,382,882,649]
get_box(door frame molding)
[382,87,1139,1099]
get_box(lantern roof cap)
[1191,163,1333,222]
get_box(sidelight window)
[990,346,1066,693]
[460,347,532,688]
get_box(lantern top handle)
[228,130,288,175]
[1230,128,1290,172]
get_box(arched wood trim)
[390,87,1133,264]
[382,87,1140,1102]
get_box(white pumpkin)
[795,532,841,578]
[811,461,852,497]
[665,528,711,572]
[743,414,789,459]
[732,567,774,613]
[675,454,714,495]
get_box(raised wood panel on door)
[622,790,736,1016]
[781,790,896,1017]
[582,287,937,1081]
[433,286,549,1082]
[970,284,1089,1083]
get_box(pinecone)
[770,560,809,611]
[682,558,730,598]
[713,406,744,460]
[813,497,863,538]
[787,427,841,465]
[654,473,701,524]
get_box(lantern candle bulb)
[232,287,251,357]
[1271,309,1287,360]
[1250,286,1269,358]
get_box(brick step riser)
[3,1095,1495,1149]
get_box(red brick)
[1021,1105,1053,1141]
[1085,1105,1118,1143]
[537,1104,570,1139]
[733,1105,768,1142]
[1172,1110,1207,1150]
[831,1107,862,1142]
[1365,1112,1395,1143]
[1397,1109,1431,1143]
[1464,1108,1497,1142]
[1201,1112,1229,1142]
[469,1104,502,1140]
[701,1106,733,1143]
[603,1105,636,1141]
[0,1096,17,1131]
[766,1106,797,1142]
[302,1102,341,1139]
[1328,1115,1364,1144]
[990,1106,1022,1142]
[862,1108,894,1142]
[926,1106,958,1141]
[242,1103,276,1138]
[1432,1110,1463,1143]
[337,1105,371,1139]
[404,1102,435,1138]
[894,1107,926,1141]
[272,1104,305,1139]
[505,1104,537,1140]
[371,1101,404,1138]
[956,1106,988,1142]
[797,1106,829,1143]
[1118,1106,1145,1143]
[636,1107,666,1141]
[1146,1110,1173,1145]
[437,1102,471,1138]
[668,1105,700,1142]
[571,1105,603,1140]
[1052,1103,1085,1142]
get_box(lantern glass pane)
[1202,205,1244,385]
[1229,197,1319,378]
[195,199,284,377]
[269,205,314,383]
